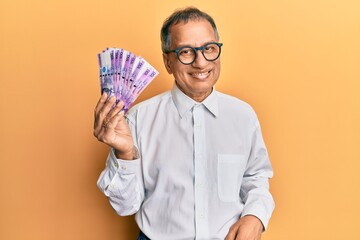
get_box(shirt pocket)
[217,154,247,202]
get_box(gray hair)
[160,7,220,52]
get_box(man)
[94,7,274,240]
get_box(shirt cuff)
[241,202,273,231]
[109,148,140,175]
[97,148,141,195]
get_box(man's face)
[163,19,221,102]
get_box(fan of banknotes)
[98,48,159,112]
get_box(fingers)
[94,92,108,117]
[96,110,126,147]
[94,93,114,135]
[107,99,125,121]
[93,93,125,137]
[225,225,237,240]
[103,109,125,131]
[225,232,234,240]
[94,93,109,134]
[226,216,262,240]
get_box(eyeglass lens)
[177,43,221,64]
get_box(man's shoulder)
[216,91,255,113]
[215,91,260,128]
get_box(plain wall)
[0,0,359,239]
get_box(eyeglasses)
[165,42,223,65]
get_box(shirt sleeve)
[96,112,144,216]
[240,119,275,230]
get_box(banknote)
[98,48,158,111]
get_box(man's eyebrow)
[174,40,218,49]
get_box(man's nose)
[192,50,207,68]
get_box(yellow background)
[1,0,359,239]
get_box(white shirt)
[97,84,274,240]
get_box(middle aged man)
[94,7,274,240]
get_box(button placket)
[192,104,209,237]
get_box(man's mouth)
[190,70,211,80]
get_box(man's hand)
[225,215,263,240]
[93,93,134,160]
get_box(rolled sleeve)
[97,148,142,216]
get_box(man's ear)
[162,53,173,74]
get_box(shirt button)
[121,166,127,170]
[114,161,119,168]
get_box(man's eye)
[179,49,193,56]
[205,46,215,52]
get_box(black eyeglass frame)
[164,42,223,65]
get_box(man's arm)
[226,120,275,240]
[240,121,274,229]
[94,93,144,215]
[97,147,144,216]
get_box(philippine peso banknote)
[98,48,158,111]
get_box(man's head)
[161,7,219,53]
[161,7,222,102]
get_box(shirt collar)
[171,82,219,118]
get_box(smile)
[191,70,211,80]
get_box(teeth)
[193,72,205,76]
[191,71,210,79]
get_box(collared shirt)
[97,84,274,240]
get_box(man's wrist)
[114,146,139,160]
[241,215,265,231]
